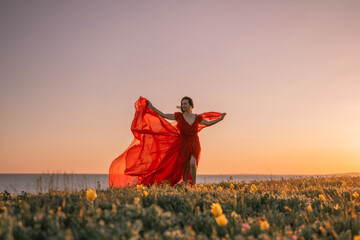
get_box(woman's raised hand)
[146,100,153,109]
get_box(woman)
[109,96,226,187]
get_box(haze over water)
[0,173,338,194]
[1,1,360,176]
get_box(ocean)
[0,173,327,194]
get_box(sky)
[1,1,360,175]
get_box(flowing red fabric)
[109,96,222,187]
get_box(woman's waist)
[179,133,199,141]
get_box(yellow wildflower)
[250,184,258,192]
[136,184,145,192]
[284,206,292,212]
[218,187,223,191]
[260,220,270,231]
[65,228,72,240]
[96,208,101,217]
[134,197,140,203]
[353,235,360,240]
[79,208,83,217]
[306,204,312,213]
[1,206,7,211]
[319,226,326,236]
[334,203,340,210]
[215,214,228,226]
[319,194,325,202]
[231,211,239,218]
[57,206,62,215]
[86,189,97,201]
[112,204,117,213]
[229,183,234,189]
[353,192,359,199]
[142,191,148,197]
[210,203,223,217]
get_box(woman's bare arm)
[200,113,226,126]
[147,101,175,120]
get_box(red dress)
[109,96,222,187]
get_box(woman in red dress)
[109,96,226,187]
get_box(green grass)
[1,177,360,239]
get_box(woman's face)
[181,99,192,112]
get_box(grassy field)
[1,177,360,239]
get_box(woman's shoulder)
[174,112,182,120]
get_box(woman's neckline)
[182,113,197,126]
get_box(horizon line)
[1,172,359,176]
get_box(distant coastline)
[1,172,359,194]
[1,172,359,176]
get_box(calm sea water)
[0,173,329,194]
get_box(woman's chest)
[182,114,196,126]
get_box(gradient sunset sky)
[1,1,360,175]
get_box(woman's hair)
[180,96,194,112]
